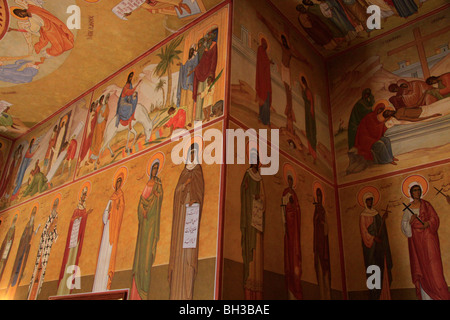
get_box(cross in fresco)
[388,26,450,79]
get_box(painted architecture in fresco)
[0,0,448,302]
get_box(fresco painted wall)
[0,4,230,300]
[0,120,225,300]
[221,120,343,300]
[339,163,450,299]
[328,5,450,300]
[230,0,334,183]
[0,136,12,190]
[328,7,450,185]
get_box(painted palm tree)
[155,79,166,107]
[154,36,183,108]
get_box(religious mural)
[339,164,450,299]
[0,120,223,300]
[222,120,342,300]
[76,7,228,177]
[271,0,449,56]
[0,98,88,210]
[0,0,225,139]
[230,0,334,182]
[0,136,12,186]
[329,7,450,184]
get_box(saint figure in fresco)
[93,168,126,292]
[0,145,23,204]
[426,73,450,101]
[10,5,75,58]
[354,104,398,165]
[302,76,317,162]
[255,37,273,127]
[401,177,450,300]
[168,143,204,300]
[57,183,93,296]
[177,47,199,127]
[130,154,164,300]
[0,215,18,282]
[347,88,375,151]
[313,186,331,300]
[90,95,110,168]
[241,151,265,300]
[5,206,39,300]
[22,159,49,198]
[281,164,302,300]
[44,125,60,175]
[12,138,39,200]
[27,197,59,300]
[358,187,393,300]
[116,72,142,129]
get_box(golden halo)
[402,175,428,199]
[147,152,165,177]
[31,202,39,214]
[373,99,391,111]
[283,163,297,189]
[51,193,62,208]
[313,181,325,204]
[10,7,28,21]
[113,167,128,189]
[357,186,380,208]
[258,32,271,54]
[183,136,204,164]
[78,181,92,200]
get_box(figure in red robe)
[354,104,398,165]
[401,184,450,300]
[426,72,450,100]
[11,5,75,57]
[255,38,273,126]
[282,175,302,300]
[56,186,92,295]
[79,102,98,166]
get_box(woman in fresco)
[130,154,164,300]
[401,176,450,300]
[358,187,393,300]
[27,196,59,300]
[11,138,39,200]
[302,76,317,163]
[5,206,39,300]
[93,167,126,292]
[255,37,273,127]
[0,145,23,203]
[240,150,265,300]
[281,164,302,300]
[169,143,204,300]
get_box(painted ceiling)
[0,0,223,139]
[0,0,448,140]
[268,0,449,57]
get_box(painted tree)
[155,79,166,107]
[154,36,183,108]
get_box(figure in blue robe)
[0,60,39,84]
[12,140,38,197]
[116,72,140,128]
[176,48,199,108]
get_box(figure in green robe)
[347,88,375,150]
[130,160,163,300]
[22,160,49,198]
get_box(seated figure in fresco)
[354,104,398,165]
[425,73,450,101]
[116,72,142,129]
[22,160,50,198]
